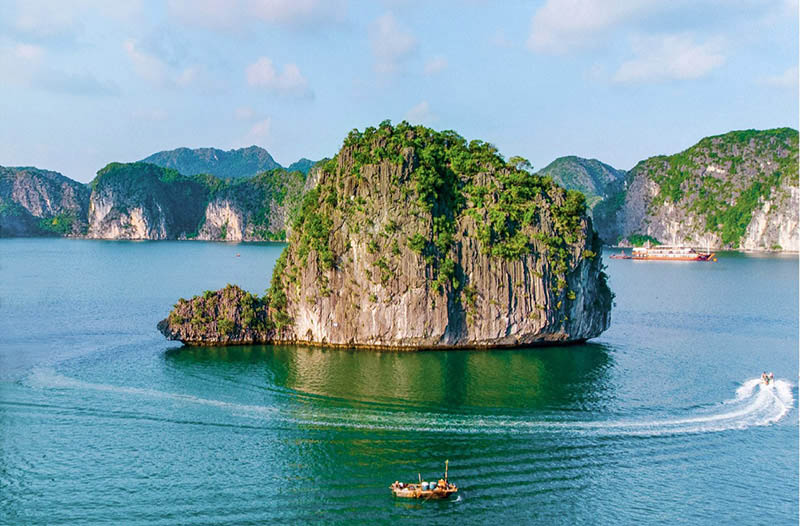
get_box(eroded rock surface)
[159,122,613,349]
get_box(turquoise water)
[1,239,797,525]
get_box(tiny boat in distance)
[390,461,458,499]
[610,243,716,262]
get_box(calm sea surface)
[1,239,797,525]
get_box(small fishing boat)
[390,461,458,499]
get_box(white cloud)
[124,39,169,85]
[370,12,417,74]
[235,106,256,120]
[527,0,654,54]
[123,39,204,89]
[10,1,143,40]
[489,29,514,49]
[613,34,725,83]
[167,0,345,30]
[405,100,435,124]
[132,108,168,121]
[248,0,343,24]
[245,57,311,97]
[14,43,44,62]
[760,66,798,88]
[423,56,447,75]
[0,41,116,95]
[247,118,272,141]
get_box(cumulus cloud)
[405,100,435,124]
[0,41,117,95]
[7,1,143,41]
[489,29,514,49]
[245,57,312,97]
[423,56,447,75]
[247,118,272,141]
[528,0,653,54]
[13,43,45,62]
[759,66,798,88]
[124,39,169,85]
[371,12,417,74]
[613,34,725,83]
[235,106,256,120]
[132,108,168,122]
[167,0,346,30]
[123,39,203,89]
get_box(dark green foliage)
[141,145,281,179]
[286,158,316,175]
[331,120,592,294]
[625,234,661,247]
[267,250,291,329]
[217,317,234,336]
[637,127,798,247]
[292,187,334,269]
[537,155,626,211]
[91,162,211,236]
[37,212,79,235]
[407,233,427,254]
[269,119,598,322]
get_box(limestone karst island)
[157,122,613,348]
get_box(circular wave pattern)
[24,369,794,437]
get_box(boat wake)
[23,370,794,438]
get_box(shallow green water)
[1,239,797,524]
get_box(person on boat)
[769,372,774,383]
[761,372,768,384]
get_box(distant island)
[158,121,613,348]
[141,145,315,179]
[541,128,798,251]
[1,128,797,251]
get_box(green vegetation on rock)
[280,120,597,297]
[635,128,798,247]
[90,162,305,241]
[537,156,626,214]
[624,234,661,247]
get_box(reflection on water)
[2,240,796,525]
[164,344,614,413]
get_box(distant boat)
[390,460,458,499]
[235,253,241,257]
[611,242,716,262]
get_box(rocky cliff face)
[194,169,306,241]
[741,184,799,251]
[83,163,305,241]
[0,166,90,236]
[591,128,799,250]
[159,121,613,349]
[87,163,209,239]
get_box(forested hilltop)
[535,129,798,251]
[0,166,90,237]
[0,162,307,240]
[2,127,797,251]
[141,146,315,179]
[159,120,612,349]
[537,157,626,217]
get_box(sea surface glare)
[0,239,797,524]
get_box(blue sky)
[0,0,797,183]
